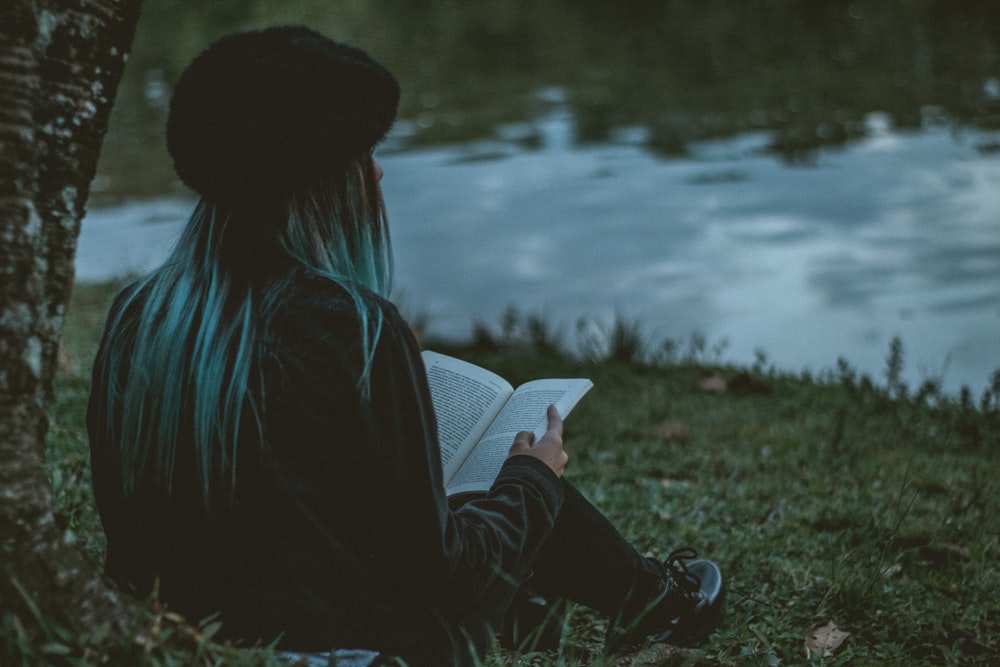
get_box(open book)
[422,351,593,496]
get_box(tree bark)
[0,0,142,648]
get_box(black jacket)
[88,272,565,664]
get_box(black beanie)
[166,26,399,207]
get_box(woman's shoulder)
[272,271,410,344]
[287,271,401,320]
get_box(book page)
[422,351,513,483]
[445,378,593,496]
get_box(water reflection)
[91,0,1000,203]
[79,112,1000,394]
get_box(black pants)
[529,480,661,614]
[442,479,662,664]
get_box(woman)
[88,26,724,666]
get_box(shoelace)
[606,547,705,649]
[659,547,702,600]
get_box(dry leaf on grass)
[805,620,850,658]
[919,542,971,563]
[697,375,728,393]
[651,420,690,443]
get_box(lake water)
[76,3,1000,395]
[78,110,1000,395]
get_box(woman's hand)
[508,404,568,477]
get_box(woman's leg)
[522,479,726,655]
[498,479,662,651]
[460,479,723,656]
[526,479,662,614]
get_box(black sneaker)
[604,548,726,655]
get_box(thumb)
[544,404,563,436]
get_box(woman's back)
[89,272,453,652]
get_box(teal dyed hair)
[98,157,392,500]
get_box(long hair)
[96,157,392,500]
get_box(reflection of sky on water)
[78,117,1000,394]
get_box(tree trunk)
[0,0,142,649]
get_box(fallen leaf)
[698,375,728,393]
[805,620,850,658]
[919,542,971,563]
[651,420,690,443]
[881,562,903,578]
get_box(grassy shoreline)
[33,282,1000,665]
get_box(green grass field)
[33,282,1000,666]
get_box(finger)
[509,430,535,454]
[545,404,563,436]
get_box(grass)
[25,283,1000,666]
